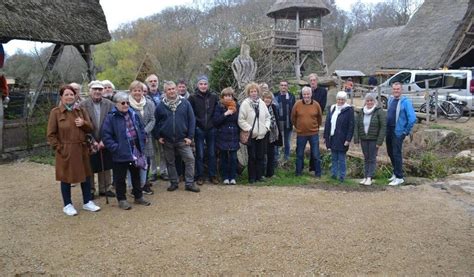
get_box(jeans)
[113,162,142,201]
[247,138,266,182]
[163,141,195,187]
[126,167,147,188]
[331,150,347,180]
[361,140,378,178]
[296,134,321,176]
[386,126,405,178]
[195,127,216,179]
[60,178,92,206]
[220,150,237,180]
[275,124,292,161]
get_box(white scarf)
[129,96,146,117]
[363,105,376,135]
[330,103,350,136]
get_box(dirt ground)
[1,162,472,275]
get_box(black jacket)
[188,89,219,130]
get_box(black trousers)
[247,138,266,182]
[113,161,142,201]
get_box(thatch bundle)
[267,0,330,19]
[0,0,110,44]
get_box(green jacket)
[354,107,386,146]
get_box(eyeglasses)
[119,101,130,105]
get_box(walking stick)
[100,149,109,204]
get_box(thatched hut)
[0,0,111,152]
[329,0,473,75]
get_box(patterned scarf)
[163,96,182,112]
[123,112,137,143]
[267,105,279,143]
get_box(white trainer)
[359,178,367,185]
[223,179,230,184]
[63,204,78,216]
[230,179,236,185]
[363,177,372,186]
[83,201,101,212]
[388,178,404,186]
[388,175,396,182]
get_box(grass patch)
[29,149,55,166]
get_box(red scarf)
[221,99,236,112]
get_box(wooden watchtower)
[247,0,330,83]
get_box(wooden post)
[295,11,301,82]
[424,79,430,124]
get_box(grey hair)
[102,80,115,90]
[301,86,312,94]
[163,81,176,91]
[364,93,378,105]
[308,73,318,80]
[113,91,129,103]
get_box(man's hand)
[158,138,165,144]
[344,141,350,147]
[184,138,192,145]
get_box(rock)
[455,149,474,161]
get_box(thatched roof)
[0,0,110,45]
[267,0,330,20]
[329,0,472,75]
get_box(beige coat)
[47,105,93,183]
[238,98,270,139]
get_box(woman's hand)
[184,138,192,145]
[344,141,350,147]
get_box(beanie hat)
[197,75,208,84]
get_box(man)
[153,81,200,193]
[145,74,168,181]
[177,79,191,99]
[291,86,323,177]
[79,80,115,197]
[273,80,296,163]
[308,73,327,113]
[386,82,416,186]
[188,75,219,185]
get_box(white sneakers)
[230,179,236,185]
[64,201,100,216]
[83,201,101,212]
[359,177,372,186]
[63,204,78,216]
[388,178,405,186]
[388,175,396,182]
[223,179,230,184]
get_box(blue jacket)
[101,107,146,163]
[153,98,195,143]
[324,105,355,152]
[212,102,240,151]
[387,96,416,137]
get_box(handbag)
[240,104,258,145]
[132,145,147,170]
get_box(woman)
[102,91,151,210]
[212,87,240,185]
[324,91,354,182]
[47,85,100,216]
[262,90,281,178]
[238,82,271,183]
[354,94,386,186]
[128,80,155,194]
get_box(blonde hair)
[244,82,260,96]
[261,90,273,100]
[129,80,144,92]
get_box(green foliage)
[29,149,55,166]
[418,151,448,179]
[209,47,240,93]
[94,39,142,89]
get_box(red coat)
[47,105,93,183]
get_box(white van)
[377,69,474,110]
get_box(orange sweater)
[291,100,322,136]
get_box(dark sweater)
[188,89,219,130]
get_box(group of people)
[46,72,416,216]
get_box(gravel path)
[0,162,472,275]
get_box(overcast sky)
[3,0,383,55]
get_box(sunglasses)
[119,101,130,105]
